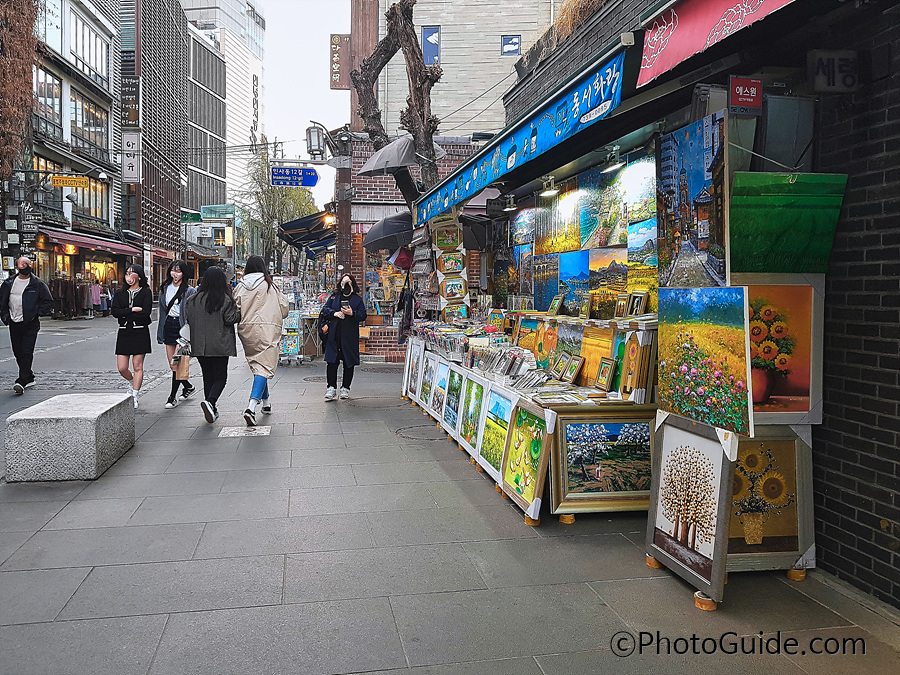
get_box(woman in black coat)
[321,273,367,401]
[112,264,153,409]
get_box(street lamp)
[306,125,327,160]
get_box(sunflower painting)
[502,401,551,512]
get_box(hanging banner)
[638,0,797,88]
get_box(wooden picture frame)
[578,294,591,319]
[595,357,616,392]
[646,416,735,603]
[561,355,584,383]
[433,226,462,251]
[547,294,565,315]
[475,384,516,482]
[550,404,657,513]
[626,290,648,317]
[487,309,504,329]
[501,399,552,515]
[458,372,490,457]
[614,293,629,319]
[550,352,570,380]
[511,316,523,344]
[437,251,465,273]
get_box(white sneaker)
[324,386,337,402]
[339,387,350,400]
[164,398,179,409]
[133,397,139,410]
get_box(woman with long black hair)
[157,259,196,409]
[183,266,241,423]
[321,272,366,401]
[111,264,153,408]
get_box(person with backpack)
[157,259,196,409]
[321,273,366,401]
[111,264,153,408]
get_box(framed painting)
[487,309,504,329]
[618,332,647,400]
[430,360,451,417]
[547,294,565,315]
[418,354,438,413]
[579,294,591,319]
[731,273,824,425]
[550,405,656,513]
[434,226,463,251]
[533,253,560,312]
[501,399,552,514]
[550,353,570,380]
[534,319,558,370]
[596,357,616,392]
[614,293,629,319]
[646,416,735,603]
[476,385,516,482]
[442,303,469,322]
[440,277,467,301]
[458,372,489,457]
[514,317,539,354]
[441,366,466,436]
[727,425,814,573]
[561,355,584,383]
[407,341,425,403]
[437,252,464,273]
[626,290,648,317]
[579,326,614,387]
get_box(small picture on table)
[614,293,629,319]
[551,353,570,380]
[627,290,648,317]
[595,357,616,392]
[548,294,565,315]
[561,355,584,383]
[579,294,591,319]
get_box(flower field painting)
[459,378,486,452]
[479,389,514,474]
[443,369,465,431]
[658,287,753,436]
[515,318,539,353]
[503,404,549,508]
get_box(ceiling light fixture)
[502,194,517,212]
[601,146,625,173]
[539,175,558,197]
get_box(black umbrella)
[358,136,447,176]
[363,210,413,252]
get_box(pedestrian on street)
[183,266,240,424]
[0,257,54,394]
[111,265,153,409]
[234,255,289,426]
[321,272,366,402]
[157,259,196,408]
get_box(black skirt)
[116,326,152,355]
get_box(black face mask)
[341,283,352,296]
[17,266,31,277]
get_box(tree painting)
[564,422,652,494]
[460,380,484,447]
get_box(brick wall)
[814,9,900,610]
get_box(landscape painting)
[420,356,436,410]
[658,286,753,436]
[579,327,614,387]
[511,205,535,245]
[535,179,580,255]
[407,342,423,397]
[479,389,514,477]
[443,368,465,432]
[502,402,551,511]
[559,249,590,315]
[459,377,486,454]
[514,243,533,295]
[534,320,558,370]
[514,318,539,353]
[533,253,560,312]
[556,322,585,358]
[589,247,628,319]
[431,361,451,414]
[627,218,659,313]
[579,165,628,248]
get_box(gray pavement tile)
[241,433,340,450]
[780,626,900,675]
[535,648,809,675]
[1,523,204,570]
[148,598,407,675]
[0,614,168,675]
[367,504,540,547]
[73,472,228,500]
[128,490,290,525]
[290,445,409,466]
[0,481,89,503]
[0,500,66,533]
[401,442,470,462]
[284,543,486,603]
[424,477,508,508]
[589,574,854,637]
[0,567,91,625]
[164,450,292,473]
[390,583,627,666]
[289,484,437,517]
[292,421,337,435]
[0,531,32,566]
[462,534,668,589]
[338,420,392,433]
[102,454,176,476]
[220,465,357,492]
[534,511,648,538]
[126,438,242,455]
[193,514,375,558]
[280,409,341,424]
[346,658,544,675]
[43,498,144,530]
[343,431,406,447]
[353,460,476,485]
[58,555,284,620]
[139,423,202,441]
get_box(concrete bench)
[5,393,135,482]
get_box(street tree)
[350,0,442,208]
[0,0,39,179]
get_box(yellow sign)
[50,175,89,188]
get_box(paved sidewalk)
[0,360,898,675]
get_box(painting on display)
[533,253,560,312]
[535,179,580,255]
[501,400,552,513]
[437,252,464,274]
[440,277,467,301]
[559,249,590,315]
[514,318,539,353]
[579,326,614,387]
[556,322,585,358]
[406,340,424,398]
[510,205,535,245]
[442,304,469,322]
[657,110,728,288]
[431,361,451,415]
[534,320,558,370]
[434,226,463,251]
[589,247,628,319]
[551,405,656,513]
[419,355,437,411]
[514,243,533,295]
[477,387,515,481]
[442,367,465,434]
[627,217,659,313]
[647,417,734,602]
[658,287,754,437]
[459,374,488,456]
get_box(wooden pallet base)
[524,516,540,526]
[495,484,502,492]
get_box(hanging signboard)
[728,76,762,116]
[122,132,142,184]
[121,76,142,128]
[329,34,351,90]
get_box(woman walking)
[111,265,153,409]
[234,255,289,426]
[321,273,366,401]
[156,259,196,409]
[183,267,240,423]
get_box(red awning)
[41,228,141,256]
[638,0,797,88]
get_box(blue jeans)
[250,375,269,402]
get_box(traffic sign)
[270,167,318,187]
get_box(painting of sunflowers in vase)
[658,287,754,436]
[729,440,798,554]
[502,402,551,511]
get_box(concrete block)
[5,393,135,482]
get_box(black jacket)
[322,293,367,367]
[0,275,53,325]
[111,286,153,328]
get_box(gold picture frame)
[561,355,584,383]
[550,352,570,380]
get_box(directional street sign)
[270,167,319,187]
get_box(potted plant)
[748,298,794,404]
[733,445,795,545]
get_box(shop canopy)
[41,226,141,257]
[278,211,334,248]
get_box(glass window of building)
[32,155,64,210]
[70,89,109,158]
[70,11,109,88]
[32,67,63,139]
[35,0,63,54]
[72,177,108,221]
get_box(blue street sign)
[270,167,319,187]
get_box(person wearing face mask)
[321,273,366,401]
[111,265,153,408]
[157,260,196,408]
[0,257,54,394]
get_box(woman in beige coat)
[233,256,290,426]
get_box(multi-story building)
[179,0,265,59]
[120,0,189,290]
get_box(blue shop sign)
[418,50,626,223]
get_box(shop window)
[32,67,63,140]
[423,26,440,65]
[70,89,109,162]
[72,178,108,222]
[501,35,521,56]
[70,11,109,89]
[35,251,51,281]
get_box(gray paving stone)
[73,472,228,500]
[535,649,808,675]
[193,514,375,558]
[127,490,290,525]
[0,500,66,532]
[164,450,292,473]
[148,599,407,675]
[126,438,242,456]
[291,421,337,435]
[0,481,89,503]
[390,584,627,666]
[534,511,649,538]
[353,459,477,485]
[58,555,284,620]
[343,431,406,447]
[43,498,144,530]
[0,567,90,625]
[290,445,409,466]
[139,422,201,441]
[424,478,507,508]
[289,484,437,516]
[338,420,392,433]
[346,658,544,675]
[367,504,540,546]
[780,626,900,675]
[220,465,357,492]
[241,434,339,450]
[102,454,176,476]
[1,523,204,570]
[0,614,168,675]
[284,543,485,603]
[401,442,469,462]
[0,531,32,566]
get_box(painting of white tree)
[564,421,652,494]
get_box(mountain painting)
[627,218,659,313]
[559,250,590,315]
[589,247,628,318]
[533,253,560,312]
